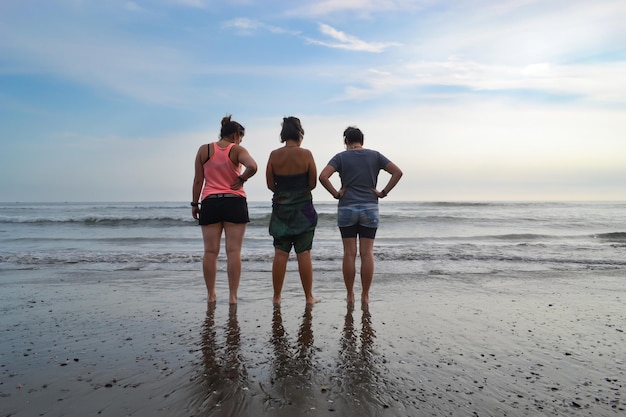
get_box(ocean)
[1,201,625,277]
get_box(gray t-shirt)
[328,149,391,206]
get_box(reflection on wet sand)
[264,304,316,411]
[192,303,249,416]
[185,302,403,416]
[333,302,392,412]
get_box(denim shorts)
[337,204,379,228]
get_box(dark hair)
[220,115,245,138]
[343,126,363,145]
[280,116,304,142]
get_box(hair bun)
[221,115,232,126]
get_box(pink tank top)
[201,142,246,199]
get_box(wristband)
[381,190,388,197]
[190,202,199,207]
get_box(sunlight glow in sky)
[1,0,625,202]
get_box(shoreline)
[1,268,624,416]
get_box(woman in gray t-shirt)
[319,126,403,304]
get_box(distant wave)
[489,233,554,240]
[379,214,509,224]
[0,216,197,227]
[378,232,622,242]
[378,233,560,242]
[421,202,496,207]
[420,201,594,207]
[595,232,626,242]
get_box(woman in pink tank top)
[191,115,258,304]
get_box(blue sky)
[1,0,625,202]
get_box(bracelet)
[190,202,199,207]
[381,189,388,197]
[238,175,247,182]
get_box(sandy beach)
[1,267,624,417]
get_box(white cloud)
[223,18,397,52]
[166,0,207,8]
[521,63,551,77]
[402,0,626,65]
[287,0,431,17]
[222,17,263,33]
[222,18,299,36]
[124,2,142,12]
[306,23,400,52]
[329,58,626,104]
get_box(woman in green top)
[266,117,319,305]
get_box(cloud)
[306,23,400,52]
[222,19,398,53]
[403,59,620,96]
[403,0,626,65]
[287,0,429,17]
[166,0,207,8]
[124,2,143,12]
[330,58,626,103]
[131,0,214,10]
[223,17,263,31]
[221,18,299,36]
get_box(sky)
[1,0,625,202]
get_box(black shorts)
[339,224,377,239]
[199,196,249,225]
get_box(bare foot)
[207,294,217,303]
[306,296,320,305]
[273,295,281,306]
[361,293,370,304]
[229,293,238,305]
[346,292,355,303]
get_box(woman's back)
[267,146,316,192]
[269,147,311,175]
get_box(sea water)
[1,201,625,278]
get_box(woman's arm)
[306,150,317,191]
[231,146,258,190]
[266,152,276,192]
[191,145,206,219]
[319,164,342,199]
[373,162,403,199]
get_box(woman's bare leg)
[341,237,358,303]
[223,222,246,304]
[296,250,319,304]
[201,223,223,303]
[272,249,289,305]
[359,237,375,303]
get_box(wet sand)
[1,268,624,416]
